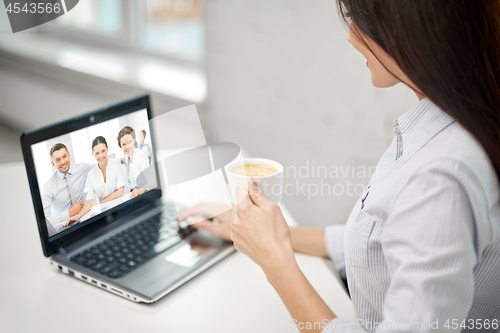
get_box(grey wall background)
[204,0,418,226]
[0,0,418,227]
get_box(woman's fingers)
[178,204,213,221]
[247,179,270,207]
[235,184,258,215]
[177,206,200,221]
[235,179,270,209]
[64,217,77,227]
[186,216,215,227]
[235,185,250,204]
[188,218,212,228]
[192,218,232,241]
[197,220,222,232]
[178,203,232,221]
[176,203,233,241]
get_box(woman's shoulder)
[107,158,121,166]
[415,121,499,206]
[87,163,101,181]
[88,163,100,173]
[134,148,148,160]
[435,122,493,172]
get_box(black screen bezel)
[20,94,162,257]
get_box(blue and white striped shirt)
[324,98,500,332]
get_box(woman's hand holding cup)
[230,179,294,274]
[178,157,286,264]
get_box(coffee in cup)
[230,163,279,177]
[225,158,283,203]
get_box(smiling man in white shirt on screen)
[41,143,93,227]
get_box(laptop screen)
[30,107,158,239]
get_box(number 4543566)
[5,2,62,14]
[444,319,498,330]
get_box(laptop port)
[81,275,88,280]
[101,284,107,288]
[91,280,97,284]
[58,265,62,270]
[110,288,123,294]
[68,270,74,276]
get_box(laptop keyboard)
[70,206,196,279]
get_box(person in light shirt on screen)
[137,129,152,161]
[117,126,150,198]
[87,136,124,204]
[42,143,94,228]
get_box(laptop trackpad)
[165,238,217,268]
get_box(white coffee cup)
[225,158,283,203]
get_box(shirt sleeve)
[42,181,69,225]
[115,159,125,189]
[324,224,346,279]
[84,177,94,201]
[322,159,477,333]
[143,144,152,157]
[137,151,156,190]
[138,151,150,172]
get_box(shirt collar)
[56,163,74,179]
[393,97,456,159]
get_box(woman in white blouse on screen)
[117,126,150,198]
[87,136,124,204]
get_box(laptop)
[21,94,234,303]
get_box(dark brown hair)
[117,126,138,148]
[91,136,107,151]
[49,143,68,158]
[338,0,500,187]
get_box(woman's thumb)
[248,179,269,206]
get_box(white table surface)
[0,161,357,333]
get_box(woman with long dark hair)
[87,136,125,204]
[179,1,500,331]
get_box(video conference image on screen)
[31,109,157,237]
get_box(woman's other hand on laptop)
[178,203,232,241]
[130,188,147,198]
[63,216,79,227]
